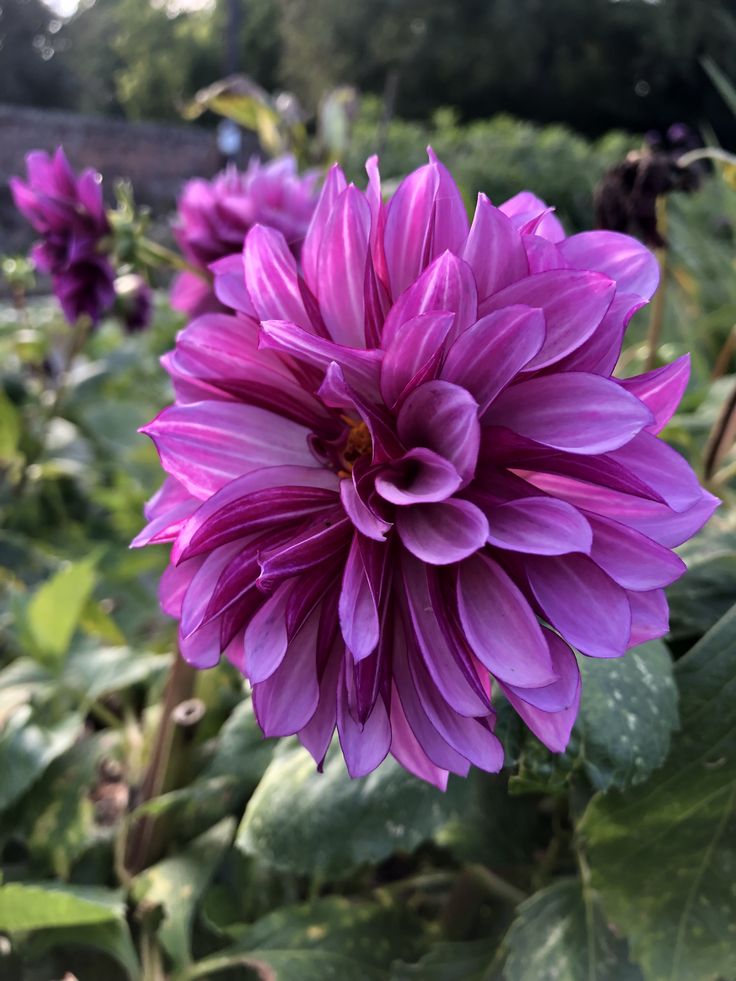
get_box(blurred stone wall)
[0,104,258,253]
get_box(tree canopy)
[2,0,735,142]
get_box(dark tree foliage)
[277,0,736,140]
[0,0,76,109]
[4,0,736,140]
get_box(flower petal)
[526,553,632,658]
[441,305,546,414]
[485,497,593,555]
[252,610,320,736]
[618,354,690,434]
[243,224,312,330]
[397,499,489,565]
[401,554,491,717]
[339,535,380,661]
[380,310,454,408]
[501,631,581,752]
[383,251,478,348]
[480,270,615,370]
[141,401,315,500]
[397,380,480,482]
[301,163,347,294]
[462,193,528,300]
[375,448,462,505]
[587,513,686,590]
[316,184,371,347]
[337,669,391,778]
[485,373,654,455]
[456,553,557,687]
[560,230,659,300]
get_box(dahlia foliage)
[137,150,716,788]
[10,148,116,325]
[171,155,319,317]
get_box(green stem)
[645,238,668,371]
[138,237,210,279]
[677,147,736,169]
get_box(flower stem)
[124,652,198,874]
[645,237,668,371]
[138,237,210,280]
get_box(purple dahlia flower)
[135,150,717,788]
[10,147,115,325]
[171,155,319,318]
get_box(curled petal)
[397,499,489,566]
[397,380,480,483]
[375,448,462,505]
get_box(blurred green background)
[1,2,736,979]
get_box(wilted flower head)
[171,155,319,317]
[10,147,115,325]
[136,150,717,787]
[114,273,153,333]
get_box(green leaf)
[182,75,286,156]
[0,882,123,930]
[200,697,276,792]
[667,552,736,643]
[503,879,642,981]
[391,939,499,980]
[131,817,235,970]
[0,708,82,813]
[21,919,140,980]
[702,57,736,117]
[581,602,736,981]
[0,388,21,462]
[237,743,470,880]
[222,897,426,969]
[576,640,679,791]
[63,645,169,701]
[21,730,122,878]
[183,947,384,981]
[509,642,678,796]
[434,770,541,867]
[24,558,97,661]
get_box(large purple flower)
[136,151,717,788]
[11,148,115,325]
[171,155,319,318]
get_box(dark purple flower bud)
[114,273,153,333]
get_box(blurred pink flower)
[171,155,319,317]
[11,147,115,325]
[136,151,717,787]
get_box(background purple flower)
[171,155,319,317]
[11,147,115,325]
[136,151,717,788]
